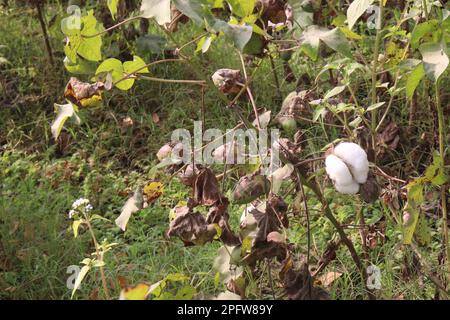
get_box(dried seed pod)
[232,174,270,204]
[177,164,202,186]
[156,142,184,162]
[276,90,312,130]
[256,0,288,24]
[211,69,243,95]
[359,175,380,203]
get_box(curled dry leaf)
[167,206,218,246]
[115,189,143,231]
[316,271,343,288]
[211,69,243,95]
[178,164,201,186]
[206,198,240,246]
[232,174,270,204]
[193,167,222,206]
[64,77,104,108]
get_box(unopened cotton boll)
[325,154,354,186]
[333,142,369,184]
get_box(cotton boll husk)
[333,142,369,184]
[325,154,354,186]
[335,181,360,194]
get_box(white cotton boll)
[325,155,354,186]
[335,181,360,194]
[333,142,369,184]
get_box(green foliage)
[62,10,104,63]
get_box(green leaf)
[51,102,80,140]
[347,0,374,30]
[96,58,139,91]
[141,0,171,25]
[64,57,97,75]
[196,35,216,53]
[425,152,448,185]
[415,213,431,246]
[366,101,385,111]
[173,0,206,24]
[107,0,119,20]
[419,42,449,83]
[402,203,420,245]
[123,56,149,74]
[71,265,90,298]
[320,28,352,58]
[406,63,425,99]
[212,19,253,52]
[300,26,352,61]
[324,85,346,100]
[411,20,440,49]
[63,11,103,63]
[175,285,196,300]
[227,0,256,18]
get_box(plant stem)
[114,58,184,86]
[370,1,384,153]
[297,173,375,299]
[83,214,111,299]
[435,80,449,282]
[422,0,429,20]
[269,54,282,102]
[83,16,142,39]
[138,75,206,85]
[35,1,54,65]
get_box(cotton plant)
[324,142,369,194]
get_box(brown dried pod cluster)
[64,77,106,108]
[211,69,244,95]
[276,90,313,132]
[376,121,400,160]
[167,166,239,246]
[359,175,381,203]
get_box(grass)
[0,2,447,300]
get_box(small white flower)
[69,198,93,218]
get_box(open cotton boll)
[325,154,354,186]
[333,142,369,184]
[335,181,360,194]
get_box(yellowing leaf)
[143,181,164,203]
[107,0,119,20]
[119,283,150,300]
[72,219,83,238]
[71,265,90,298]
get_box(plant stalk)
[435,80,449,282]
